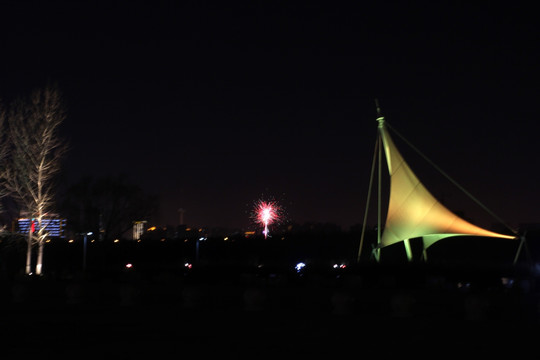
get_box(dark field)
[2,260,540,359]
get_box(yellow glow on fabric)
[378,122,516,249]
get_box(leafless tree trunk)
[0,102,12,224]
[3,85,67,275]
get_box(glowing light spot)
[252,199,282,239]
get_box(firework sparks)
[253,200,281,239]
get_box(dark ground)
[1,263,540,359]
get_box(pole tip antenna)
[375,98,382,117]
[375,98,385,126]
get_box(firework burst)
[252,199,281,239]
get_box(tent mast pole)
[377,125,382,262]
[357,136,379,263]
[375,99,383,262]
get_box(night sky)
[1,1,539,232]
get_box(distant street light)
[196,236,206,264]
[81,232,93,272]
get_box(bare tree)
[3,85,67,275]
[60,174,159,241]
[0,101,11,208]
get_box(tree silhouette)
[60,174,158,241]
[3,85,67,275]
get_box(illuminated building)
[133,220,147,241]
[18,216,66,238]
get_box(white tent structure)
[357,102,520,263]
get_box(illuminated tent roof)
[376,116,516,254]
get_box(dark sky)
[1,1,539,232]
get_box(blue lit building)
[18,217,67,238]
